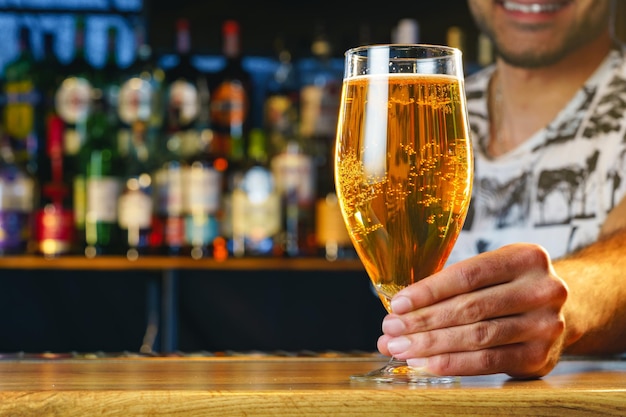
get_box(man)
[377,0,626,378]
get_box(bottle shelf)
[0,255,364,272]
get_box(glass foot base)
[350,358,460,384]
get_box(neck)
[488,31,614,157]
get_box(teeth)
[502,1,565,13]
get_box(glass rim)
[344,43,461,59]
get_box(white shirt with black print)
[448,45,626,265]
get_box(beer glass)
[335,44,473,384]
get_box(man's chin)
[495,38,570,68]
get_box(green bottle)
[79,93,123,257]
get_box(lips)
[497,0,572,13]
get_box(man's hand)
[377,243,568,379]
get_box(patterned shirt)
[448,45,626,264]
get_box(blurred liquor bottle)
[178,33,224,259]
[75,24,125,257]
[33,115,75,257]
[299,27,342,192]
[261,38,314,257]
[392,18,420,43]
[79,89,123,257]
[119,20,166,147]
[95,26,124,125]
[208,19,255,258]
[446,25,482,75]
[476,32,495,70]
[116,20,165,257]
[34,32,75,256]
[36,32,67,189]
[55,15,93,167]
[315,193,356,261]
[299,27,343,258]
[117,120,157,260]
[446,26,464,51]
[0,131,37,255]
[55,17,94,245]
[181,128,226,259]
[38,33,64,113]
[263,37,300,158]
[155,18,211,256]
[209,19,254,176]
[2,26,40,176]
[270,132,316,258]
[153,153,184,256]
[306,25,364,262]
[230,128,280,257]
[162,17,210,155]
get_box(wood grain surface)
[0,356,624,416]
[0,255,364,271]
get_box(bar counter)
[0,353,625,416]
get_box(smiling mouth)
[498,1,571,13]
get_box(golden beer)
[335,73,473,312]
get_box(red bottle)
[33,115,75,256]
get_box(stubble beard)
[473,10,610,69]
[495,24,607,68]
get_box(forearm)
[555,229,626,355]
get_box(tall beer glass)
[335,44,473,384]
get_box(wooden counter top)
[0,355,624,416]
[0,255,364,271]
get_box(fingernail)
[390,296,412,314]
[387,336,411,354]
[382,317,406,334]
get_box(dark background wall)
[0,268,385,354]
[145,0,478,59]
